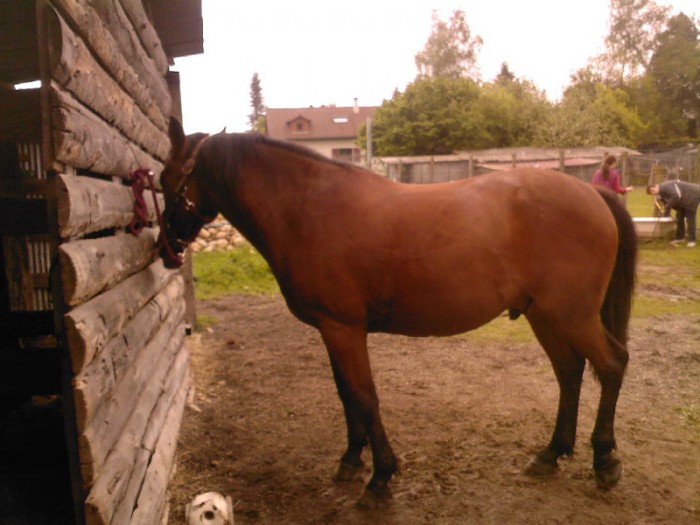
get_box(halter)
[129,167,184,267]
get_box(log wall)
[31,2,192,524]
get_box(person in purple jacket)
[592,155,634,195]
[647,180,700,248]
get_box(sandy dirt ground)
[168,289,699,525]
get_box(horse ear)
[219,126,226,134]
[169,117,186,153]
[183,133,210,175]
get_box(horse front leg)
[320,321,397,508]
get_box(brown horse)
[159,118,636,507]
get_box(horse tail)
[596,188,637,348]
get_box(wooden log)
[83,332,187,525]
[131,368,190,525]
[111,346,190,525]
[118,0,170,75]
[78,312,186,482]
[50,0,170,130]
[46,7,169,160]
[91,0,169,83]
[56,173,164,239]
[50,86,164,180]
[64,258,178,374]
[59,228,159,306]
[72,277,185,432]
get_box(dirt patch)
[168,294,699,525]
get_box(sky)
[172,0,699,134]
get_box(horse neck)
[209,140,343,263]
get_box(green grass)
[192,246,278,300]
[625,188,657,218]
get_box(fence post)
[558,149,565,173]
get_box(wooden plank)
[56,173,164,239]
[82,328,186,525]
[0,198,48,235]
[72,278,185,432]
[78,308,185,476]
[63,258,178,374]
[59,228,159,306]
[111,346,190,525]
[50,0,170,131]
[46,7,169,160]
[0,89,42,142]
[50,86,164,179]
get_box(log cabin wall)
[1,1,202,524]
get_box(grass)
[625,188,657,218]
[192,247,278,300]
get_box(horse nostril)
[203,510,215,520]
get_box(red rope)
[129,168,184,267]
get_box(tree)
[247,72,265,132]
[362,77,486,156]
[480,74,552,147]
[414,10,482,79]
[535,83,645,147]
[597,0,669,84]
[646,13,700,139]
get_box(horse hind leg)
[589,328,628,490]
[524,310,586,477]
[528,310,628,489]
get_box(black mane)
[207,132,354,170]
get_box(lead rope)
[129,167,184,267]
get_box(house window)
[332,148,361,163]
[333,117,349,124]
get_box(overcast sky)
[172,0,699,134]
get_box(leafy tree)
[596,0,669,84]
[247,72,266,132]
[646,13,700,139]
[362,77,486,156]
[414,10,482,79]
[535,83,645,147]
[480,71,552,147]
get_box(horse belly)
[376,284,508,337]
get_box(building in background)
[265,99,375,164]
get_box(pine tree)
[248,73,265,132]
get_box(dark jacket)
[656,180,700,215]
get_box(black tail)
[596,188,637,347]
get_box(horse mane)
[201,132,355,173]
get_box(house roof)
[147,0,204,60]
[266,105,375,141]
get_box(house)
[265,100,375,163]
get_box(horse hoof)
[356,487,391,510]
[595,457,622,490]
[524,455,558,477]
[334,461,365,483]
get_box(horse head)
[159,117,216,268]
